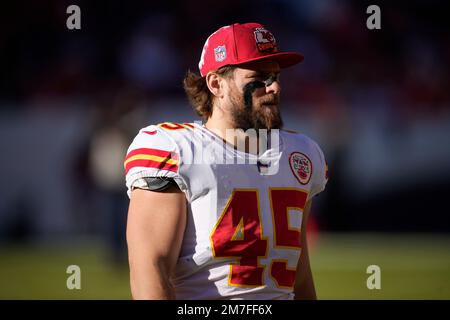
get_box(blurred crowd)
[0,0,449,256]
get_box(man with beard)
[124,23,328,300]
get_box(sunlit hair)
[183,66,235,121]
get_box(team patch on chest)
[289,152,312,185]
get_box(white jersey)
[124,122,328,300]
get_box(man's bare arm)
[126,186,186,299]
[294,199,317,300]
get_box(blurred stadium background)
[0,0,449,299]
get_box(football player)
[125,22,328,299]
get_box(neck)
[204,110,268,155]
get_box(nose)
[266,79,281,95]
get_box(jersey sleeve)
[310,140,329,199]
[124,124,186,198]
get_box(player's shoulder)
[124,123,179,176]
[126,121,199,160]
[155,121,199,141]
[129,121,196,146]
[281,129,326,164]
[281,129,329,193]
[281,129,321,150]
[127,123,175,152]
[124,123,192,197]
[157,121,197,132]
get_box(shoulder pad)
[124,125,179,176]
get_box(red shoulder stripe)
[125,159,178,175]
[125,148,176,161]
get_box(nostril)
[266,83,280,94]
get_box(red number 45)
[210,188,308,288]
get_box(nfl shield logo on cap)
[214,45,227,62]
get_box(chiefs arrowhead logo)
[289,152,312,185]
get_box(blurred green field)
[0,233,449,299]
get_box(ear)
[205,72,225,98]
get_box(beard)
[229,86,283,131]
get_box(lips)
[260,97,279,106]
[261,102,278,107]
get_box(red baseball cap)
[198,22,304,77]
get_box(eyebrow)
[246,71,280,78]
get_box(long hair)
[183,66,235,121]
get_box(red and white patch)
[289,152,312,185]
[254,27,278,52]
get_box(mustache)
[259,95,279,105]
